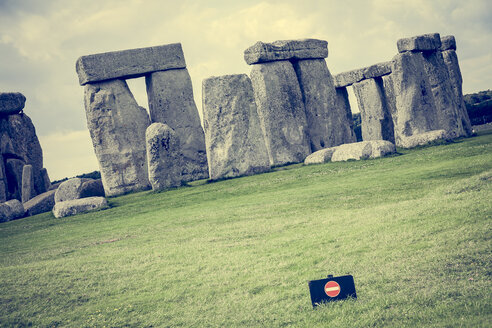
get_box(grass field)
[1,131,491,327]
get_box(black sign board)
[308,274,356,307]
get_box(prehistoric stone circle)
[202,74,270,180]
[145,123,183,190]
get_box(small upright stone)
[146,123,183,190]
[244,39,328,65]
[250,61,311,166]
[84,79,151,196]
[146,68,208,182]
[397,33,441,53]
[0,93,26,115]
[202,74,270,180]
[21,164,35,203]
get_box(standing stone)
[244,39,328,65]
[250,61,311,166]
[84,79,151,197]
[0,157,6,203]
[146,69,208,182]
[352,78,395,143]
[293,59,355,151]
[441,37,472,136]
[76,43,186,85]
[5,158,25,201]
[145,123,183,190]
[21,164,35,203]
[334,87,357,142]
[391,51,439,147]
[382,74,397,130]
[40,168,51,192]
[202,74,270,180]
[421,50,464,138]
[0,92,26,115]
[0,113,44,194]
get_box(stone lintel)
[397,33,441,53]
[244,39,328,65]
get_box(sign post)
[308,274,356,307]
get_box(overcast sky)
[0,0,491,180]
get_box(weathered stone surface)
[244,39,328,65]
[331,140,396,162]
[0,158,6,203]
[23,189,56,216]
[79,179,105,198]
[293,59,356,151]
[362,62,392,79]
[333,69,364,88]
[0,199,24,222]
[391,52,440,147]
[21,164,35,203]
[382,74,397,121]
[40,168,51,192]
[76,43,186,85]
[440,35,456,51]
[398,129,446,148]
[0,93,26,115]
[334,87,357,142]
[84,79,151,196]
[421,50,464,138]
[442,49,473,136]
[352,78,395,143]
[0,113,44,194]
[304,148,337,165]
[145,123,183,190]
[5,158,25,201]
[202,74,270,180]
[52,197,108,218]
[250,61,311,166]
[146,68,208,182]
[397,33,441,53]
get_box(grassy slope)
[1,132,491,327]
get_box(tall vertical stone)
[391,51,439,147]
[202,74,270,180]
[249,61,311,166]
[5,158,24,201]
[21,164,35,203]
[352,78,395,143]
[84,79,151,197]
[40,168,51,192]
[0,156,6,203]
[382,74,397,129]
[421,50,465,138]
[334,87,357,142]
[292,59,355,150]
[441,36,472,136]
[146,68,208,182]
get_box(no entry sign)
[308,275,356,307]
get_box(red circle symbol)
[324,281,341,297]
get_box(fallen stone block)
[55,178,105,203]
[440,35,456,51]
[244,39,328,65]
[0,92,26,115]
[397,33,441,53]
[146,68,208,182]
[24,189,56,216]
[0,199,25,222]
[146,123,183,190]
[52,197,108,218]
[21,164,35,203]
[76,43,186,85]
[398,129,447,148]
[362,62,392,79]
[304,148,337,165]
[331,140,396,162]
[250,60,311,166]
[333,69,364,88]
[84,79,151,196]
[79,179,105,198]
[202,74,270,180]
[293,59,355,151]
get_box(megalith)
[293,59,355,150]
[202,74,270,180]
[146,68,208,181]
[390,51,439,147]
[0,158,7,203]
[244,39,328,65]
[334,87,357,142]
[440,35,472,136]
[21,164,35,203]
[145,123,183,190]
[0,92,26,115]
[5,158,24,201]
[249,60,311,166]
[352,78,395,143]
[84,79,151,196]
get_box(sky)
[0,0,491,180]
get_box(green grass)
[1,132,491,327]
